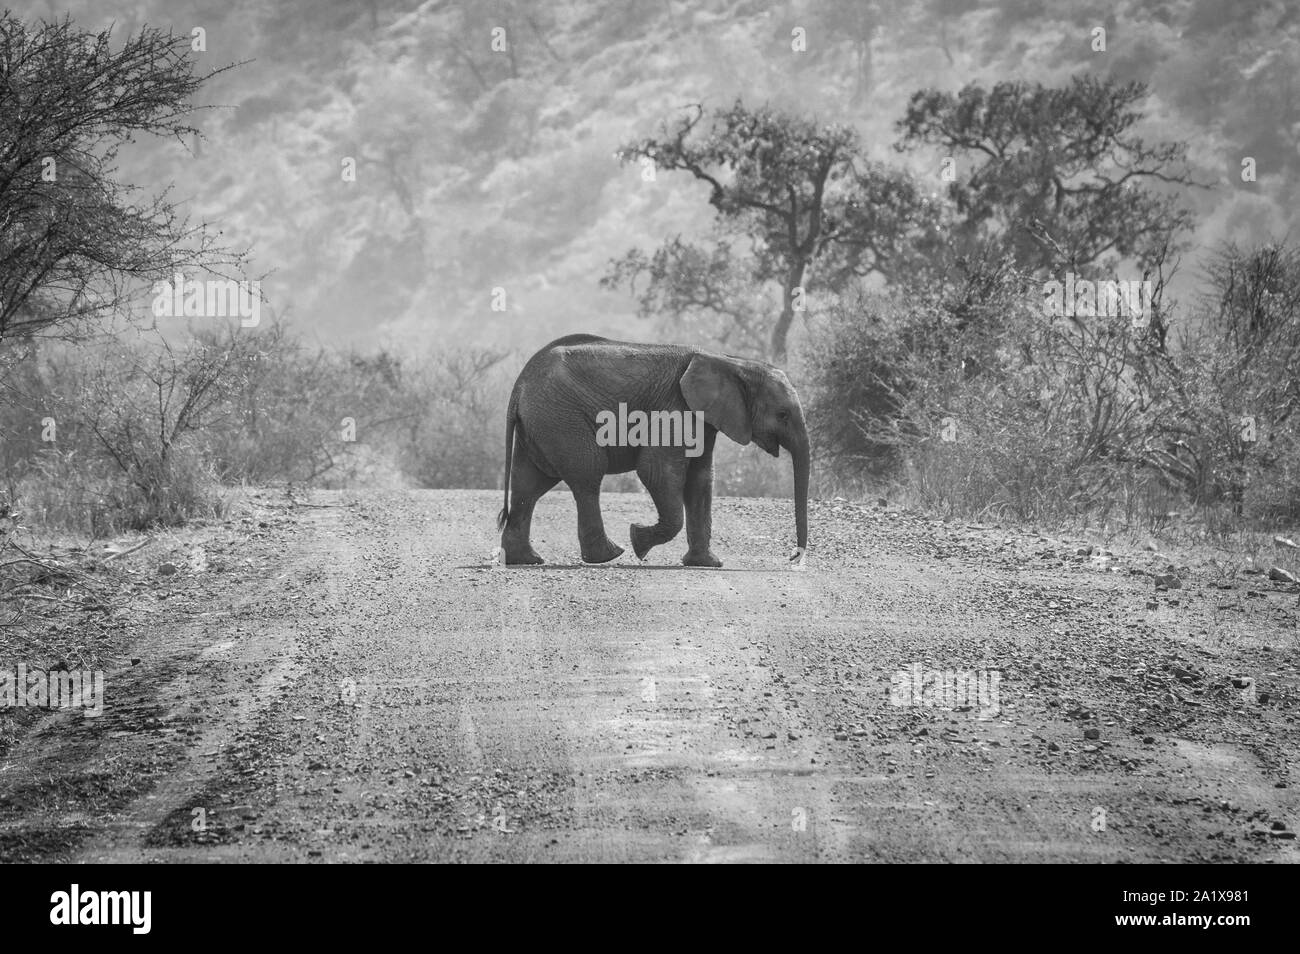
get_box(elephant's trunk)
[789,428,810,555]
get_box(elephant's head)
[681,353,810,561]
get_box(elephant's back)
[529,335,690,366]
[539,333,610,350]
[520,335,684,374]
[515,337,692,410]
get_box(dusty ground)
[1,487,1298,862]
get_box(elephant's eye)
[777,409,790,422]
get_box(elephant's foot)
[630,523,656,561]
[502,542,545,565]
[682,548,722,568]
[631,522,679,561]
[580,538,625,564]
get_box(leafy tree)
[609,101,941,361]
[600,236,770,355]
[897,75,1199,277]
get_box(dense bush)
[802,242,1300,531]
[0,322,512,533]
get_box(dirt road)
[1,488,1297,862]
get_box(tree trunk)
[771,260,807,362]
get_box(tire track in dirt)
[2,488,1297,862]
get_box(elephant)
[495,334,809,567]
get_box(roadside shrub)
[805,259,1161,523]
[397,351,510,489]
[1,322,520,530]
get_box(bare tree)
[0,13,244,342]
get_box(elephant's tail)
[497,394,518,532]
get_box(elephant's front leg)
[630,452,686,561]
[571,482,625,564]
[682,432,722,567]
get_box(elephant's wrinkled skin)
[496,334,810,567]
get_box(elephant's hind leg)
[571,482,625,564]
[630,454,686,561]
[501,444,558,565]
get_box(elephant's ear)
[681,355,752,445]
